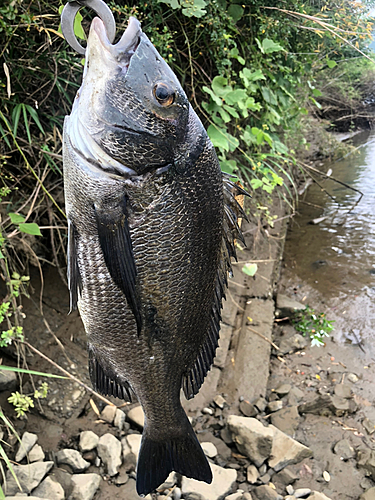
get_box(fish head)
[70,17,191,176]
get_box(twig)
[299,200,325,209]
[246,322,280,350]
[227,290,245,312]
[20,340,116,407]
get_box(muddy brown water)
[284,130,375,353]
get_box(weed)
[293,306,334,347]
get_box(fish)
[63,15,247,496]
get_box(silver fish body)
[63,16,246,496]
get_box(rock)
[279,335,308,355]
[246,464,259,484]
[275,384,292,397]
[201,442,218,458]
[240,400,258,417]
[331,395,357,415]
[214,395,226,409]
[333,439,355,460]
[181,463,237,500]
[157,472,177,491]
[56,449,90,473]
[4,497,46,500]
[308,493,333,500]
[334,384,352,399]
[259,472,271,483]
[220,428,233,445]
[267,401,283,413]
[79,431,99,452]
[127,405,145,428]
[286,485,294,495]
[202,407,214,415]
[32,476,65,500]
[4,461,54,495]
[268,425,313,472]
[114,409,126,430]
[298,395,332,416]
[273,467,298,486]
[294,488,311,498]
[97,433,122,476]
[253,398,267,413]
[347,373,359,383]
[271,406,300,437]
[363,418,375,435]
[51,468,73,496]
[70,473,101,500]
[0,369,18,392]
[276,295,305,316]
[225,491,245,500]
[114,469,129,486]
[288,387,304,405]
[227,416,273,467]
[126,434,142,460]
[28,444,45,463]
[252,485,283,500]
[357,449,375,480]
[198,431,232,461]
[15,432,38,462]
[82,451,96,463]
[101,405,117,424]
[360,487,375,500]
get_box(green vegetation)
[293,306,334,347]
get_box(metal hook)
[61,0,116,55]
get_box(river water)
[283,130,375,354]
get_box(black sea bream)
[63,16,247,496]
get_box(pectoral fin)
[94,198,142,334]
[67,219,82,313]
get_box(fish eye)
[153,83,175,107]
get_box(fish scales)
[63,15,247,497]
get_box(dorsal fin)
[182,174,250,399]
[94,197,142,334]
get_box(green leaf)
[312,88,322,97]
[25,105,45,135]
[207,125,229,151]
[73,10,85,40]
[202,86,222,106]
[211,76,231,98]
[9,213,25,224]
[18,223,42,236]
[262,38,285,54]
[223,104,239,118]
[228,4,244,22]
[220,159,237,175]
[225,89,247,105]
[0,366,66,379]
[11,104,22,137]
[251,178,263,190]
[22,104,31,144]
[218,108,231,123]
[240,68,265,83]
[327,59,337,69]
[242,263,258,276]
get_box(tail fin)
[136,414,212,496]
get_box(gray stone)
[225,491,245,500]
[298,395,332,416]
[360,487,375,500]
[97,433,122,476]
[201,442,217,458]
[286,485,294,495]
[32,476,65,500]
[4,461,54,495]
[79,431,99,452]
[308,494,333,500]
[357,449,375,480]
[101,404,117,424]
[28,444,45,463]
[114,469,129,486]
[276,295,305,316]
[56,449,90,473]
[198,431,232,461]
[294,488,312,498]
[288,387,304,405]
[252,485,282,500]
[347,373,359,383]
[15,432,38,462]
[0,369,18,392]
[334,384,352,399]
[363,418,375,435]
[246,464,259,484]
[273,467,298,486]
[331,395,357,415]
[114,409,126,430]
[267,401,283,413]
[268,425,313,472]
[214,395,226,409]
[240,400,258,417]
[271,406,300,437]
[181,463,237,500]
[5,497,45,500]
[259,472,271,484]
[227,416,273,467]
[253,398,267,413]
[127,405,145,428]
[275,384,292,397]
[125,434,142,460]
[69,473,101,500]
[333,439,355,460]
[279,334,308,355]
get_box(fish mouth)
[89,16,141,70]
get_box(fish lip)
[90,16,141,61]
